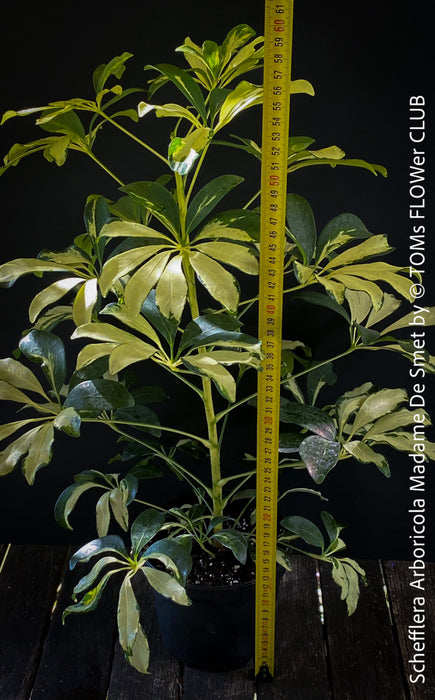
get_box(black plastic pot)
[153,577,256,671]
[152,566,284,671]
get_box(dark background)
[0,1,433,559]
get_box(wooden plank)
[30,547,118,699]
[383,559,435,700]
[183,664,255,700]
[257,558,330,700]
[107,576,182,700]
[0,544,68,700]
[320,559,406,699]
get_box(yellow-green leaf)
[182,353,236,401]
[72,278,98,326]
[108,341,157,374]
[29,277,86,323]
[0,358,48,397]
[23,423,55,483]
[323,235,393,271]
[99,245,167,296]
[189,251,239,312]
[155,255,187,322]
[125,251,173,314]
[194,241,258,274]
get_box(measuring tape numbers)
[255,0,294,680]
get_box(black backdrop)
[0,1,433,558]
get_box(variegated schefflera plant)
[0,24,434,672]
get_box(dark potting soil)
[187,543,255,586]
[186,508,256,586]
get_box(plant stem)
[215,345,358,422]
[81,146,125,186]
[87,417,212,447]
[97,110,169,165]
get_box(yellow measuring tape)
[255,0,294,679]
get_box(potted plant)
[0,22,434,673]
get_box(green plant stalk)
[175,170,223,523]
[182,254,223,521]
[97,110,169,166]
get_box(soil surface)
[187,543,255,586]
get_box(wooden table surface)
[0,544,433,699]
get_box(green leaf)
[0,419,39,444]
[344,289,373,325]
[278,432,302,453]
[321,511,342,546]
[332,262,412,301]
[55,481,101,530]
[217,80,262,129]
[138,100,202,127]
[120,181,180,235]
[69,535,128,570]
[316,212,371,262]
[73,555,122,600]
[299,435,341,484]
[280,400,336,440]
[186,175,244,234]
[53,407,81,437]
[100,302,161,346]
[144,538,192,585]
[328,273,383,310]
[147,63,207,122]
[100,220,172,242]
[331,558,366,615]
[108,487,129,531]
[343,440,390,476]
[96,491,111,537]
[19,330,66,393]
[155,254,188,321]
[84,194,111,238]
[306,362,337,406]
[64,379,134,412]
[99,244,167,296]
[109,341,159,374]
[23,423,55,483]
[189,251,239,312]
[290,79,315,95]
[281,515,324,550]
[323,235,393,271]
[124,251,173,314]
[194,208,260,243]
[39,109,86,139]
[286,193,316,264]
[63,570,115,622]
[126,621,150,674]
[350,388,408,436]
[381,305,435,335]
[0,258,76,288]
[211,529,248,564]
[141,290,178,347]
[291,290,350,323]
[168,127,210,175]
[29,277,85,323]
[182,353,236,401]
[364,407,428,438]
[72,278,98,326]
[194,241,258,275]
[131,509,166,555]
[142,566,191,606]
[0,357,48,397]
[0,426,40,476]
[93,52,133,94]
[117,575,141,655]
